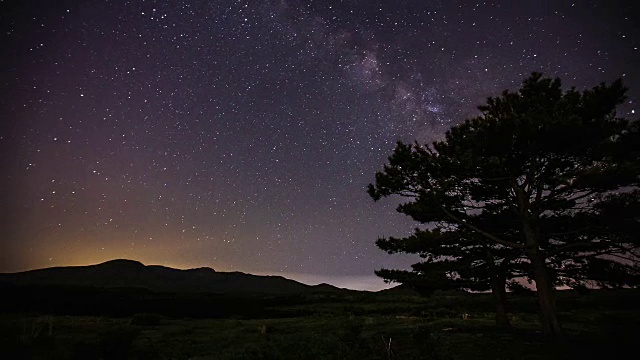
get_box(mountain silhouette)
[0,259,345,294]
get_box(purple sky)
[1,0,638,290]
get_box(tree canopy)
[369,73,640,336]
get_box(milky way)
[1,0,638,290]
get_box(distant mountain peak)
[312,283,341,291]
[186,267,217,273]
[97,259,145,268]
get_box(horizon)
[1,257,396,292]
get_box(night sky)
[1,0,638,290]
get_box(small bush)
[99,327,140,359]
[130,313,162,326]
[412,326,441,359]
[431,307,456,318]
[597,312,640,341]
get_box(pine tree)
[369,73,640,336]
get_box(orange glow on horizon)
[9,234,234,273]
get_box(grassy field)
[1,289,638,359]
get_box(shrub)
[130,313,162,326]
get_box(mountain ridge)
[0,259,353,294]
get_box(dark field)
[1,286,638,359]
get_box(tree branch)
[547,241,604,257]
[440,207,525,249]
[547,226,592,237]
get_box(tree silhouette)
[368,73,639,336]
[374,224,524,328]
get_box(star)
[1,0,638,290]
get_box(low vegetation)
[1,287,638,359]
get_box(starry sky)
[1,0,638,290]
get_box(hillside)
[0,259,344,295]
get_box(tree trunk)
[492,276,511,329]
[518,201,563,337]
[528,250,563,337]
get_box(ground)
[1,289,638,359]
